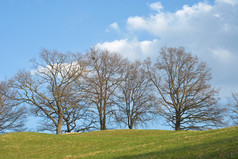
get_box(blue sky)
[1,0,214,79]
[1,0,238,130]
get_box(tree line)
[0,47,236,134]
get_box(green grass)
[1,126,238,159]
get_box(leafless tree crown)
[7,49,93,134]
[229,92,238,125]
[147,47,223,130]
[115,60,156,129]
[82,49,126,130]
[0,82,26,133]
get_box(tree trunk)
[99,114,106,130]
[128,124,133,129]
[175,122,181,130]
[103,104,106,130]
[100,123,103,130]
[66,120,71,133]
[128,118,133,129]
[100,117,103,130]
[102,116,106,130]
[175,113,181,130]
[56,115,63,134]
[100,122,106,130]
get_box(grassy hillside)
[0,126,238,159]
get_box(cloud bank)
[96,0,238,96]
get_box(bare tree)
[147,47,223,130]
[115,60,156,129]
[229,92,238,125]
[0,82,26,133]
[82,49,125,130]
[7,49,88,134]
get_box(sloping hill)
[0,126,238,159]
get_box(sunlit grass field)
[1,126,238,159]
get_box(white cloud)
[175,2,212,18]
[31,62,81,77]
[127,16,146,31]
[125,1,238,61]
[127,2,214,36]
[216,0,238,6]
[149,2,163,12]
[127,13,173,36]
[96,39,160,60]
[106,22,120,32]
[211,48,237,64]
[110,22,119,30]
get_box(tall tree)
[115,60,156,129]
[147,47,223,130]
[83,49,125,130]
[0,82,26,133]
[7,49,87,134]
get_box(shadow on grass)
[114,135,238,159]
